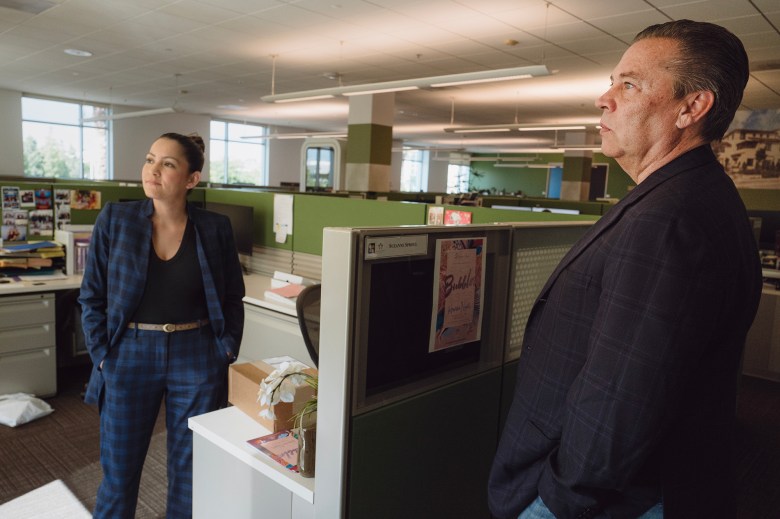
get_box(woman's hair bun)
[188,133,206,153]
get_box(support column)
[345,93,394,191]
[560,130,595,201]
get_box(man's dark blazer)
[489,146,762,519]
[79,198,246,404]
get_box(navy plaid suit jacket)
[79,199,245,404]
[489,146,762,519]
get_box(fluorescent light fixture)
[343,86,419,96]
[430,74,532,88]
[261,65,550,103]
[494,162,535,168]
[241,131,347,140]
[550,144,602,151]
[444,123,588,133]
[452,127,512,134]
[82,107,176,122]
[64,48,92,57]
[275,94,335,103]
[517,125,586,132]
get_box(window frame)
[400,148,430,192]
[209,120,269,186]
[22,95,111,180]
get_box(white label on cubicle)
[365,235,428,260]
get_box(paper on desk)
[18,272,68,281]
[273,194,293,244]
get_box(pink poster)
[429,237,486,352]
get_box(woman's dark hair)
[159,132,205,173]
[633,20,749,142]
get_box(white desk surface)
[0,274,82,294]
[242,274,298,317]
[188,406,315,503]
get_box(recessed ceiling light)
[64,48,92,57]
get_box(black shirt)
[131,219,209,324]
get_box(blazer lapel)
[535,146,716,300]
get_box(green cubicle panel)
[293,195,427,255]
[203,188,287,251]
[54,182,151,226]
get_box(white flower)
[256,361,314,420]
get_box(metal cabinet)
[0,293,57,397]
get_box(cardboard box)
[228,359,316,432]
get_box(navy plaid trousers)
[93,325,228,519]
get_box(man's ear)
[676,90,714,129]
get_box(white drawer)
[0,293,55,328]
[241,303,312,366]
[0,346,57,397]
[0,322,56,355]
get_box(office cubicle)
[316,221,591,519]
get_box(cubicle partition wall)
[317,221,591,519]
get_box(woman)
[79,132,245,518]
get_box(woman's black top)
[130,219,209,324]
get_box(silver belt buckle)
[162,323,175,333]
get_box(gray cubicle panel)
[317,222,591,519]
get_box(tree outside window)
[447,163,471,194]
[400,149,429,192]
[209,121,267,185]
[22,97,110,179]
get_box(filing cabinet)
[0,292,57,397]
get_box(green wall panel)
[738,189,780,211]
[293,195,425,255]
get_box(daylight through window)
[22,97,110,179]
[209,121,268,185]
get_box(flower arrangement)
[257,361,317,429]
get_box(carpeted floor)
[0,365,167,518]
[1,367,779,518]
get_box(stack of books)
[0,241,66,278]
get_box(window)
[209,121,267,185]
[446,163,470,194]
[400,149,429,192]
[22,97,110,179]
[304,145,335,191]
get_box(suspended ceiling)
[0,0,778,154]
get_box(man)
[488,20,762,519]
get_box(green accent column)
[560,130,596,201]
[345,93,394,191]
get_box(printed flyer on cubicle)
[429,236,486,352]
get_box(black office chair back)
[296,284,321,368]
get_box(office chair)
[296,284,321,368]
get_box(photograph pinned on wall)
[70,190,101,210]
[35,188,52,210]
[56,202,71,229]
[29,210,54,236]
[55,190,71,229]
[2,186,20,209]
[20,189,35,208]
[443,209,472,225]
[427,206,444,225]
[2,209,29,242]
[716,108,780,190]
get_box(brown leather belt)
[128,319,209,333]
